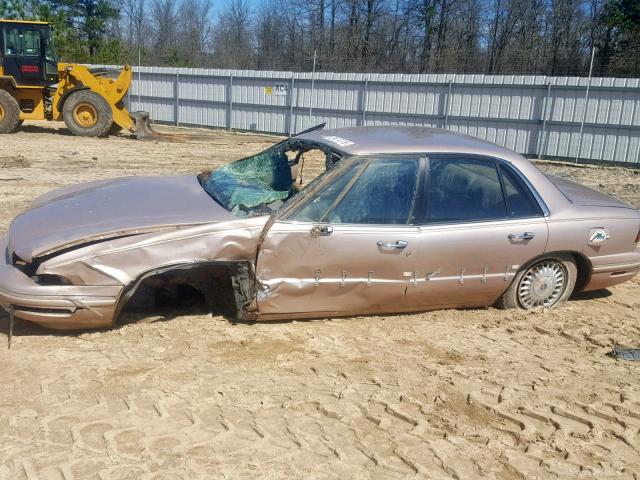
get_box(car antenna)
[292,122,327,137]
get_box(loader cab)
[0,20,58,87]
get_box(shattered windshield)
[199,143,294,217]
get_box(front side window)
[291,158,419,225]
[425,157,507,223]
[4,28,41,56]
[291,161,362,222]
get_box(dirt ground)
[0,122,639,480]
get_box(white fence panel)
[99,65,640,164]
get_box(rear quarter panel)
[545,205,640,291]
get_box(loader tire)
[0,90,21,134]
[63,90,113,137]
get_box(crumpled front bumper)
[0,235,120,330]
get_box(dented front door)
[255,155,423,317]
[255,222,421,316]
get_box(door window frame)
[280,154,427,226]
[417,153,548,226]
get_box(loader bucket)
[130,111,188,142]
[130,111,162,140]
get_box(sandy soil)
[0,122,639,480]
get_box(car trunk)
[545,174,634,209]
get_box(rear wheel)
[63,90,113,137]
[0,90,21,134]
[498,254,577,310]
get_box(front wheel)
[0,89,21,134]
[62,90,113,137]
[498,254,577,310]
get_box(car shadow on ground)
[0,313,76,341]
[0,288,615,342]
[118,304,236,327]
[0,305,232,343]
[570,288,612,301]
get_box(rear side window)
[425,157,507,223]
[499,165,542,218]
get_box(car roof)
[296,126,521,161]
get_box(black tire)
[62,90,113,137]
[0,89,21,134]
[497,253,577,310]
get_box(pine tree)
[37,0,126,62]
[44,1,118,56]
[0,0,26,18]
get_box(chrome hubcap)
[517,260,567,309]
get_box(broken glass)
[200,144,294,217]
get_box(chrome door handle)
[310,225,333,236]
[508,232,535,241]
[377,240,408,250]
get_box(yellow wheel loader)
[0,19,154,138]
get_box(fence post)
[361,79,369,126]
[289,76,295,137]
[444,80,452,129]
[228,75,234,132]
[576,46,597,163]
[537,83,552,160]
[137,66,141,108]
[174,72,180,127]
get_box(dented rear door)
[405,154,549,308]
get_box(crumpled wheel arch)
[112,260,256,325]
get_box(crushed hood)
[9,175,234,262]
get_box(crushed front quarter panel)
[1,217,268,329]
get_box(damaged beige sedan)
[2,126,640,332]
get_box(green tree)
[602,0,640,75]
[41,0,123,60]
[0,0,27,18]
